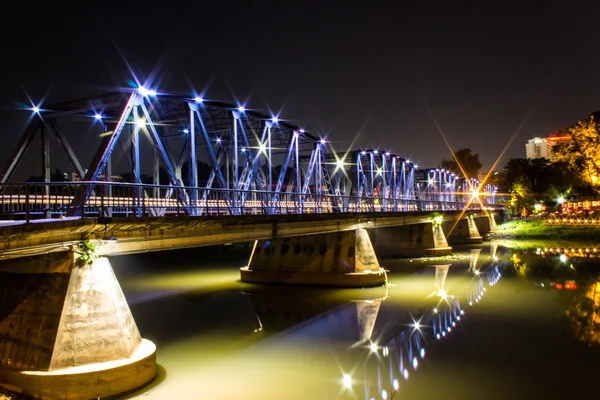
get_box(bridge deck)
[0,211,494,260]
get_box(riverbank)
[488,220,600,241]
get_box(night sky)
[1,1,599,178]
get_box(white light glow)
[271,116,278,123]
[138,87,149,96]
[183,129,189,134]
[393,379,399,390]
[420,348,426,358]
[32,106,40,113]
[194,96,204,103]
[320,138,326,145]
[382,389,388,400]
[370,342,378,353]
[342,374,352,389]
[94,114,103,120]
[237,106,245,112]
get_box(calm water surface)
[109,241,600,400]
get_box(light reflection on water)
[110,242,600,399]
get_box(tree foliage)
[440,148,482,179]
[553,111,600,190]
[496,157,593,214]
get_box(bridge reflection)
[241,250,503,399]
[343,260,502,399]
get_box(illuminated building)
[525,135,570,162]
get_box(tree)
[553,111,600,191]
[440,148,482,179]
[509,176,533,216]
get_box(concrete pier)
[474,213,498,235]
[240,229,386,287]
[0,251,155,400]
[369,222,452,258]
[443,216,483,244]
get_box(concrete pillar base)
[0,339,156,400]
[424,247,453,257]
[241,229,385,287]
[240,266,386,287]
[0,252,156,399]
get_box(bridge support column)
[443,216,483,244]
[370,222,452,258]
[240,229,386,287]
[474,213,498,236]
[0,251,155,400]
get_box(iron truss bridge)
[0,88,498,220]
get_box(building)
[525,135,570,162]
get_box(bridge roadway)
[0,209,496,259]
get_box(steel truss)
[0,88,498,218]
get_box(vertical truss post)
[41,125,51,219]
[153,147,160,198]
[232,111,241,211]
[369,152,375,199]
[132,106,142,216]
[188,106,198,209]
[268,122,273,195]
[105,143,112,218]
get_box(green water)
[109,241,600,400]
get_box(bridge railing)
[0,182,498,222]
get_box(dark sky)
[1,0,599,178]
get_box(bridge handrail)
[0,181,503,222]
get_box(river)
[109,241,600,400]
